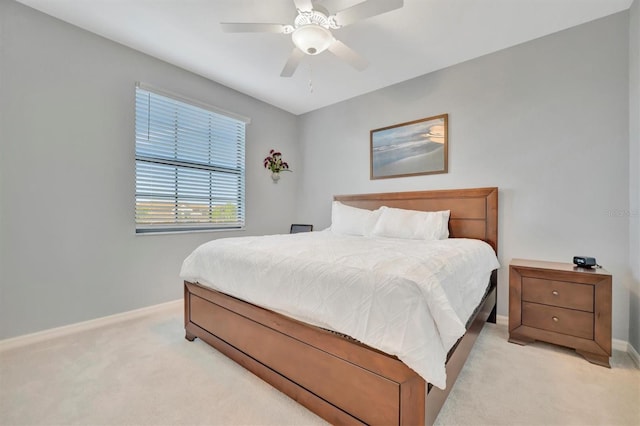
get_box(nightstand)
[508,259,612,367]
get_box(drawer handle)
[552,290,559,296]
[552,316,559,322]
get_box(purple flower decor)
[263,149,291,173]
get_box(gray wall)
[296,12,632,341]
[0,0,299,339]
[1,0,636,349]
[629,0,640,353]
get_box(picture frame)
[370,113,448,180]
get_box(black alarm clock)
[573,256,597,268]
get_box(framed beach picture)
[370,114,448,180]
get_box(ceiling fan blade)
[280,48,306,77]
[327,39,368,71]
[293,0,314,12]
[334,0,403,27]
[220,23,287,33]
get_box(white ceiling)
[16,0,632,115]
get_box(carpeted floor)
[1,304,638,426]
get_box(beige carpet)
[1,305,638,426]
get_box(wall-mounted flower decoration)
[263,149,291,183]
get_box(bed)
[183,187,499,425]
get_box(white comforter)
[180,231,500,389]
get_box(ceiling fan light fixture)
[221,0,405,76]
[292,24,333,55]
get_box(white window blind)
[135,84,247,233]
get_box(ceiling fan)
[221,0,404,77]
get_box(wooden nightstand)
[508,259,612,367]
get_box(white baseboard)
[0,299,182,352]
[493,315,633,358]
[4,303,638,367]
[612,338,629,352]
[627,342,640,368]
[496,314,508,326]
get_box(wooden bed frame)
[184,187,498,425]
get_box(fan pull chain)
[308,63,314,93]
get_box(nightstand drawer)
[522,277,593,312]
[522,302,593,340]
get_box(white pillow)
[370,206,450,240]
[331,201,381,236]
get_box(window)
[135,83,249,233]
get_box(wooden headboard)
[334,187,498,253]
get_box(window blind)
[135,85,247,233]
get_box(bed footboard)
[185,279,497,426]
[185,281,425,425]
